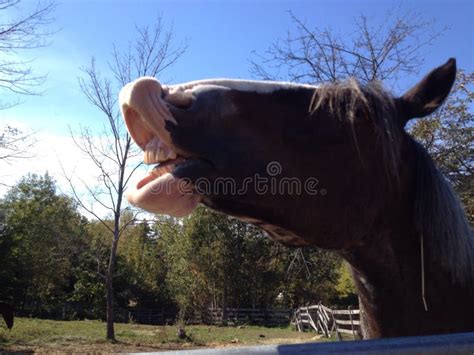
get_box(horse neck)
[339,165,474,338]
[340,219,421,338]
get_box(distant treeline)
[0,173,357,322]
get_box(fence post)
[318,305,329,338]
[222,307,227,326]
[296,309,301,332]
[348,305,356,340]
[317,302,323,336]
[331,308,342,341]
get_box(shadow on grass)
[107,335,206,352]
[0,339,35,354]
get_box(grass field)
[0,318,322,353]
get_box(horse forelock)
[309,78,402,181]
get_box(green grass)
[0,318,320,353]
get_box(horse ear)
[396,58,456,126]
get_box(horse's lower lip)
[129,158,201,217]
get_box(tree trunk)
[222,285,227,326]
[105,271,114,340]
[106,231,120,341]
[105,162,125,341]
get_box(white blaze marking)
[168,79,319,94]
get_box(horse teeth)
[143,136,178,164]
[166,149,177,160]
[144,149,154,164]
[156,149,165,161]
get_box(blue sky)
[2,0,473,134]
[0,0,472,201]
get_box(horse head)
[120,59,456,250]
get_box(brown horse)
[0,301,14,329]
[119,58,473,339]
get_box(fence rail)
[128,307,291,327]
[291,303,361,340]
[203,307,291,326]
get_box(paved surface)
[130,332,474,354]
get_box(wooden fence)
[199,307,291,326]
[291,302,361,340]
[128,308,178,325]
[128,307,291,327]
[332,306,360,340]
[128,304,358,334]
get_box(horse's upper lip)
[119,77,186,159]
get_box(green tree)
[158,206,343,318]
[0,173,86,315]
[334,262,358,306]
[275,247,341,308]
[159,208,248,320]
[67,220,110,319]
[157,214,201,319]
[118,215,171,308]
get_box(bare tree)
[250,8,442,86]
[0,124,35,169]
[0,0,54,166]
[66,17,186,341]
[0,124,35,188]
[0,0,55,105]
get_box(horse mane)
[413,141,474,285]
[311,78,474,285]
